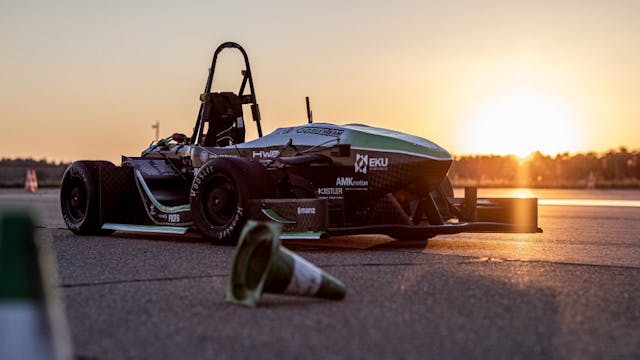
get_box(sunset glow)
[0,1,638,162]
[462,88,584,157]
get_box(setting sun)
[461,88,584,157]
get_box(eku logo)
[355,153,368,174]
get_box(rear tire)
[60,161,115,235]
[190,158,275,244]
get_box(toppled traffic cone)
[24,169,38,193]
[0,212,73,360]
[226,221,346,307]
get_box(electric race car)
[60,42,541,243]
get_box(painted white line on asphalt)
[540,199,640,208]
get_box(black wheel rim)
[63,177,87,222]
[202,174,238,227]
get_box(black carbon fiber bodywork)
[248,198,328,233]
[98,165,136,225]
[91,146,539,240]
[98,162,193,227]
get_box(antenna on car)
[306,96,313,124]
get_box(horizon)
[2,1,639,163]
[4,147,640,166]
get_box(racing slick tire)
[190,157,276,244]
[60,160,115,235]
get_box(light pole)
[152,121,159,141]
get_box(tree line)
[2,149,639,188]
[450,148,640,188]
[0,158,69,187]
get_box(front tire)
[60,161,114,235]
[190,158,275,244]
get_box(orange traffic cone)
[24,169,38,193]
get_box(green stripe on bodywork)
[280,232,327,240]
[134,170,190,213]
[102,223,189,234]
[341,124,452,160]
[261,209,296,224]
[227,123,451,161]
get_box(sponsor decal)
[219,207,243,239]
[354,153,368,174]
[336,177,368,187]
[275,127,294,135]
[297,207,316,215]
[355,153,389,174]
[190,165,215,197]
[317,187,343,196]
[252,149,280,158]
[370,157,389,169]
[317,187,343,199]
[296,127,344,137]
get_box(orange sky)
[1,1,639,163]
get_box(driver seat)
[201,92,246,147]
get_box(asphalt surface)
[2,188,640,359]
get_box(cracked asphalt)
[2,188,640,359]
